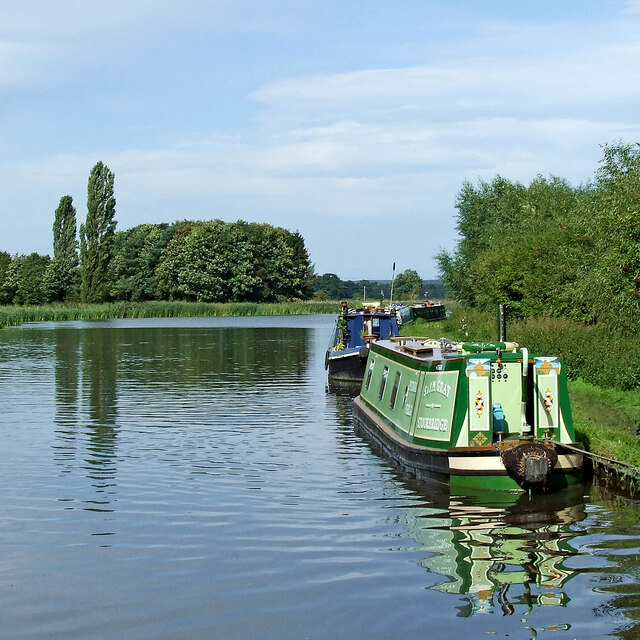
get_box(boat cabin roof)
[373,337,522,363]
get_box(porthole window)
[402,384,409,409]
[378,366,389,401]
[365,358,375,390]
[390,371,401,409]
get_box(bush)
[445,305,640,391]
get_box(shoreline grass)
[0,300,341,329]
[569,379,640,469]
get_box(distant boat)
[389,303,413,326]
[410,301,446,322]
[352,335,583,492]
[325,301,399,382]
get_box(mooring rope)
[555,441,640,495]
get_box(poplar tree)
[43,195,79,301]
[53,195,78,266]
[80,162,117,302]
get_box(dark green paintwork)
[359,340,578,451]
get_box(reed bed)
[0,300,341,329]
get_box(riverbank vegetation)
[0,218,315,306]
[436,143,639,366]
[437,142,640,337]
[429,141,640,471]
[0,161,316,306]
[0,300,340,329]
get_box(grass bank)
[0,300,340,329]
[402,306,640,473]
[568,380,640,468]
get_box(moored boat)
[410,301,446,322]
[389,303,413,326]
[352,336,583,492]
[325,301,399,382]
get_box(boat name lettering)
[423,379,451,398]
[417,417,448,432]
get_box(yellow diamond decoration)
[473,432,488,446]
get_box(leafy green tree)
[4,253,51,305]
[437,174,588,317]
[0,251,11,304]
[282,230,314,299]
[44,195,79,301]
[437,177,527,307]
[109,223,177,301]
[314,273,344,299]
[579,142,640,330]
[250,224,312,301]
[157,220,245,302]
[155,219,311,303]
[392,269,422,299]
[80,162,117,302]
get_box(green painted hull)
[410,303,446,322]
[354,396,582,492]
[353,337,584,493]
[449,470,583,492]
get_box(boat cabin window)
[402,384,409,409]
[365,359,375,390]
[378,366,389,401]
[389,371,401,409]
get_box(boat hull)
[353,396,583,492]
[326,347,369,382]
[326,305,400,382]
[410,303,446,322]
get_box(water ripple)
[1,321,640,639]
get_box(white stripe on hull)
[449,453,582,473]
[448,456,504,472]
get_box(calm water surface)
[1,315,639,639]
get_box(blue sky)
[1,1,640,280]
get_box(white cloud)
[252,38,640,131]
[0,39,58,89]
[2,1,640,278]
[622,0,640,14]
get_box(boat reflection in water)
[329,380,588,622]
[402,481,585,618]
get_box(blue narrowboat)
[325,302,400,382]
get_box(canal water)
[0,315,639,640]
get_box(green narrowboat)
[410,301,446,322]
[352,336,583,492]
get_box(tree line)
[0,162,314,305]
[313,271,446,301]
[437,141,640,334]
